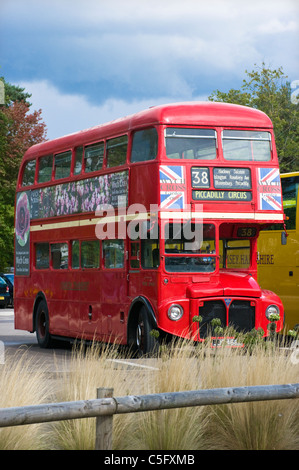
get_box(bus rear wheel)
[134,306,159,356]
[36,300,52,348]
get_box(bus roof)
[23,101,273,160]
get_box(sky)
[0,0,298,140]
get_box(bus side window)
[103,240,125,268]
[74,147,83,175]
[130,241,140,269]
[22,160,36,186]
[131,128,158,162]
[38,155,53,183]
[51,243,68,269]
[81,240,100,268]
[141,240,160,269]
[84,142,104,173]
[106,135,128,167]
[35,243,50,269]
[54,151,72,180]
[71,240,80,269]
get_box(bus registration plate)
[211,338,244,348]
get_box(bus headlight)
[265,305,280,320]
[168,304,184,321]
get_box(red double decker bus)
[14,102,285,353]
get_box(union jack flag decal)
[159,165,185,183]
[160,166,186,210]
[257,167,282,211]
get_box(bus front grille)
[198,300,226,339]
[198,299,255,339]
[228,300,255,333]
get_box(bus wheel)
[36,300,52,348]
[135,307,159,356]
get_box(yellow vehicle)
[257,172,299,332]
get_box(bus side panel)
[79,269,104,341]
[129,162,159,207]
[14,294,35,332]
[100,270,127,343]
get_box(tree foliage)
[209,63,299,172]
[0,77,47,270]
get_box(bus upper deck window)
[22,159,36,186]
[107,135,128,167]
[131,128,158,162]
[84,142,104,173]
[54,151,72,180]
[38,155,53,183]
[74,147,83,175]
[165,128,217,160]
[222,130,271,161]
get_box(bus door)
[77,239,102,340]
[101,239,127,342]
[128,221,160,302]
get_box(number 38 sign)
[191,167,210,188]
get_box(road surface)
[0,307,158,372]
[0,306,72,371]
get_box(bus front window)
[222,130,271,161]
[164,223,216,272]
[165,128,217,160]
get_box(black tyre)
[35,300,52,348]
[134,306,159,356]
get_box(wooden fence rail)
[0,383,298,450]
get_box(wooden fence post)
[95,387,114,450]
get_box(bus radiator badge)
[224,298,232,307]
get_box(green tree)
[0,78,47,270]
[209,63,299,172]
[0,76,32,106]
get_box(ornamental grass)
[1,336,298,450]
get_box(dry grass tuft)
[0,349,51,450]
[1,336,299,450]
[198,340,299,450]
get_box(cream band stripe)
[29,211,284,232]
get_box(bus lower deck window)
[35,243,50,269]
[103,240,124,268]
[51,243,69,269]
[81,240,100,268]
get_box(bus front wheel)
[35,300,52,348]
[134,306,159,356]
